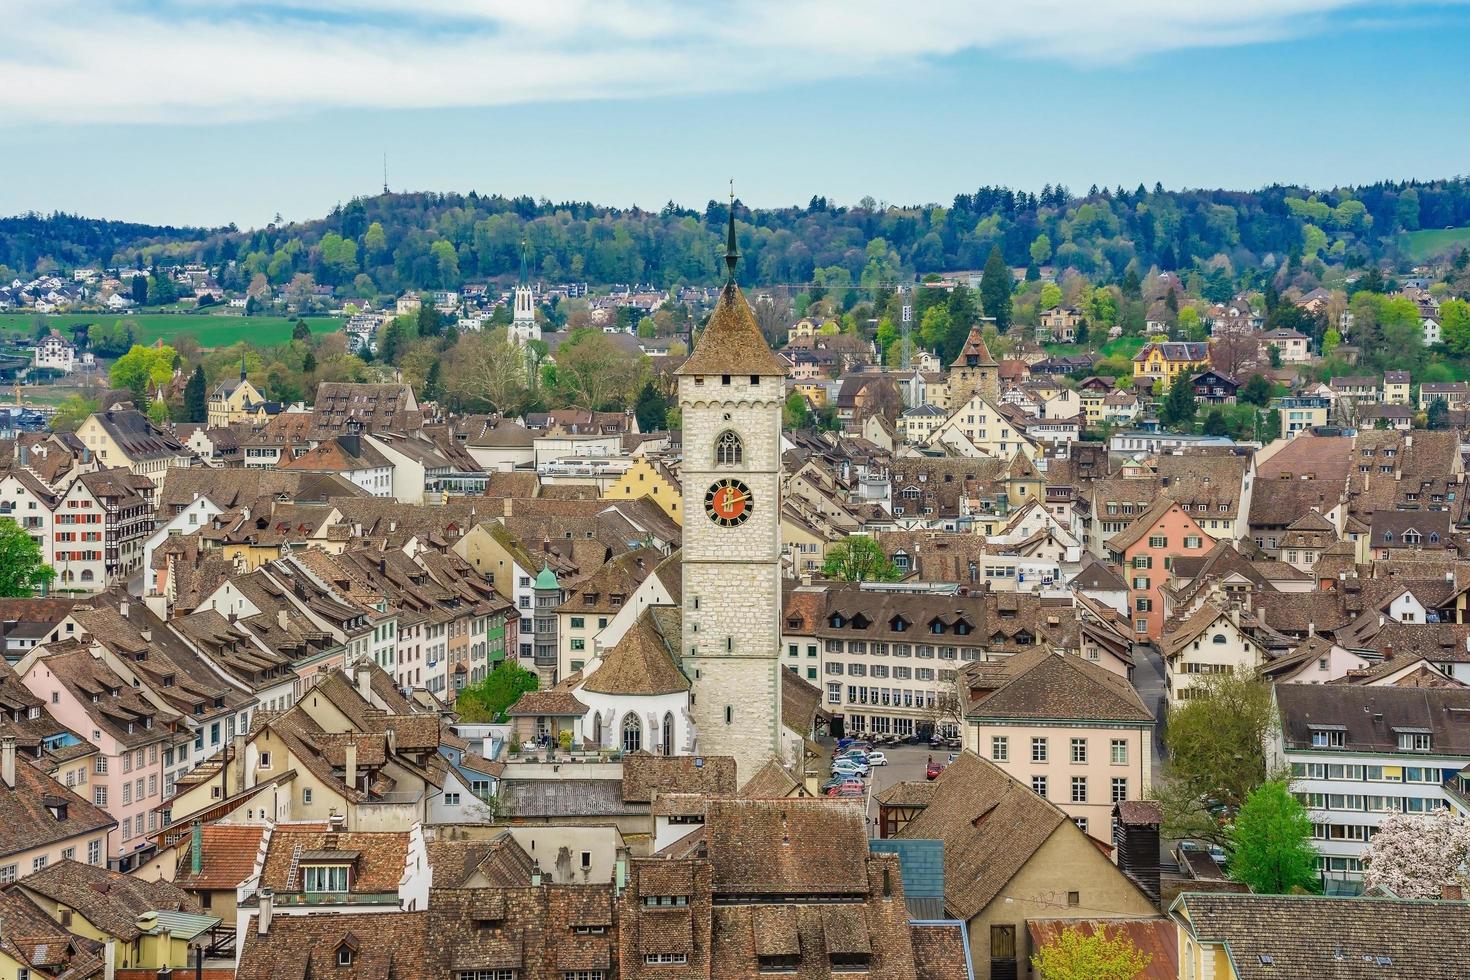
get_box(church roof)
[580,608,690,697]
[675,281,787,377]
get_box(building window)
[991,736,1008,762]
[445,792,461,805]
[303,788,313,806]
[622,713,643,753]
[303,865,349,893]
[1031,775,1047,798]
[1110,739,1128,765]
[716,430,743,466]
[1112,777,1129,803]
[1311,729,1346,748]
[88,840,101,865]
[1071,777,1087,803]
[644,954,688,965]
[1031,737,1048,762]
[1070,738,1087,764]
[1397,732,1433,751]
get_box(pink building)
[1105,498,1215,641]
[19,642,191,872]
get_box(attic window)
[338,949,353,967]
[721,374,731,385]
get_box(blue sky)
[4,1,1470,228]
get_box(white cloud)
[0,0,1434,123]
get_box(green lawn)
[1398,226,1470,263]
[0,312,343,348]
[1100,336,1145,359]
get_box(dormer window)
[829,614,845,628]
[928,619,945,635]
[890,616,908,633]
[303,864,350,892]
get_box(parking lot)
[821,742,957,833]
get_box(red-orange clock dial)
[705,478,753,527]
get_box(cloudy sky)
[5,0,1470,227]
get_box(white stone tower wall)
[679,373,784,780]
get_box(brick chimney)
[1,735,15,789]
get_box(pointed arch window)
[716,430,743,466]
[621,713,642,754]
[662,712,674,756]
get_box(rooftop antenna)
[382,153,389,195]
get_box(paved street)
[1131,641,1168,784]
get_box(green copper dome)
[534,565,559,590]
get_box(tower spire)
[724,180,739,285]
[519,238,529,285]
[239,349,247,382]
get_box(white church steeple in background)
[509,238,539,345]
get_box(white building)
[1268,684,1470,887]
[31,331,76,374]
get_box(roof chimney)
[277,609,289,631]
[0,735,14,789]
[1442,883,1464,902]
[255,889,274,935]
[503,496,513,519]
[329,810,346,831]
[345,741,358,790]
[355,662,373,702]
[191,820,203,875]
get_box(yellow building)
[207,360,269,427]
[1383,371,1411,405]
[1132,341,1210,387]
[603,458,681,524]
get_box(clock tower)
[677,191,787,781]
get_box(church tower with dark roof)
[676,191,786,780]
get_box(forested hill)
[7,179,1470,293]
[0,212,222,277]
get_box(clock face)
[705,478,753,527]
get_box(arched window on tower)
[716,430,743,466]
[621,713,642,754]
[662,712,674,756]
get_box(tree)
[444,330,531,413]
[291,319,311,341]
[783,391,812,430]
[1074,320,1089,345]
[1038,283,1063,311]
[1031,925,1151,980]
[109,344,177,403]
[423,360,444,403]
[130,274,148,305]
[1240,373,1273,407]
[1157,673,1275,843]
[1440,298,1470,355]
[1202,408,1228,436]
[183,365,207,423]
[454,660,539,723]
[1428,397,1450,430]
[0,519,55,596]
[554,330,645,410]
[302,348,317,375]
[1229,781,1318,894]
[1029,233,1053,266]
[1159,374,1197,430]
[822,536,901,582]
[49,395,98,433]
[634,381,668,432]
[1363,809,1470,899]
[1267,344,1283,369]
[147,399,170,426]
[980,245,1013,334]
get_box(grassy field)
[0,312,343,348]
[1100,336,1145,359]
[1398,226,1470,263]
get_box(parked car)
[835,739,871,755]
[832,759,869,778]
[821,775,863,792]
[826,783,865,798]
[925,762,945,780]
[837,749,870,764]
[866,751,888,766]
